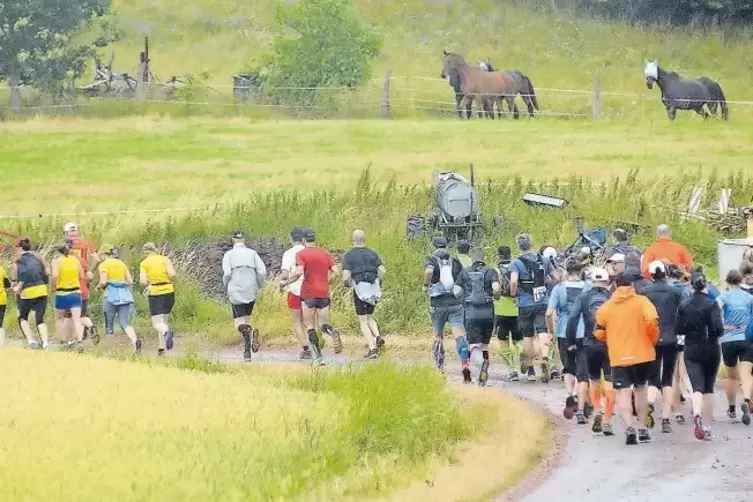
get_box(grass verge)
[0,350,547,501]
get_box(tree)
[260,0,381,106]
[0,0,111,110]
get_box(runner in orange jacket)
[595,273,659,446]
[641,224,693,280]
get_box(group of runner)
[429,223,753,444]
[3,223,177,355]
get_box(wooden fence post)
[592,76,601,121]
[381,70,392,118]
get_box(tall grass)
[3,167,750,343]
[0,351,499,501]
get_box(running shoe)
[76,341,84,353]
[165,329,175,351]
[591,410,604,434]
[505,371,520,382]
[66,340,76,350]
[313,357,326,367]
[549,367,560,381]
[693,415,705,441]
[478,360,490,387]
[727,408,738,423]
[661,419,672,434]
[625,427,638,445]
[526,366,537,382]
[82,327,89,341]
[462,366,472,384]
[680,394,686,404]
[742,400,752,426]
[243,348,251,362]
[638,428,651,443]
[324,325,342,354]
[28,340,38,350]
[364,348,379,360]
[563,396,577,420]
[250,328,260,353]
[376,335,385,352]
[646,403,655,429]
[584,401,594,420]
[675,413,686,426]
[310,338,323,361]
[90,326,100,346]
[602,422,614,436]
[576,411,587,425]
[134,338,142,354]
[540,358,551,383]
[703,426,715,441]
[299,349,313,360]
[157,348,165,357]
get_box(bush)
[259,0,381,107]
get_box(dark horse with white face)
[644,60,728,121]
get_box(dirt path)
[185,345,753,502]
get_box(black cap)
[433,236,448,249]
[232,230,244,240]
[303,229,316,242]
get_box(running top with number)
[100,258,128,282]
[718,288,753,343]
[140,254,174,296]
[56,256,81,295]
[510,252,553,308]
[0,267,7,306]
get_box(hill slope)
[98,0,753,119]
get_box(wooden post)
[136,37,150,101]
[592,76,601,121]
[381,70,392,118]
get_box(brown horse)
[441,50,519,119]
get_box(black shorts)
[466,318,495,346]
[354,294,375,316]
[649,343,679,389]
[148,292,175,317]
[585,344,612,382]
[685,350,721,394]
[558,338,588,382]
[0,305,5,328]
[517,304,547,338]
[495,315,522,342]
[611,361,653,390]
[303,297,330,310]
[231,301,255,319]
[721,340,751,368]
[18,296,47,325]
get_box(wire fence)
[2,73,752,120]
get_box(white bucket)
[717,238,753,281]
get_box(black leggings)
[685,349,721,395]
[649,344,678,389]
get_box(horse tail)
[521,74,539,113]
[717,84,729,120]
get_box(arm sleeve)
[255,252,267,285]
[341,253,352,272]
[222,253,231,286]
[565,295,584,346]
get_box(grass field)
[0,350,547,501]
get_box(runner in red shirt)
[64,223,100,344]
[283,229,341,364]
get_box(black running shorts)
[585,344,612,382]
[721,340,751,368]
[148,292,175,317]
[611,361,653,390]
[231,301,255,319]
[353,294,375,316]
[18,296,47,325]
[495,315,522,342]
[466,318,495,346]
[558,338,588,382]
[302,297,330,310]
[685,349,721,394]
[517,304,546,338]
[0,304,5,328]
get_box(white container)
[717,238,753,281]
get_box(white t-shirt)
[281,244,305,296]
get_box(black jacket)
[675,292,724,354]
[641,279,684,345]
[16,252,47,289]
[566,286,612,347]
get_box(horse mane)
[658,66,681,81]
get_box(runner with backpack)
[547,258,589,423]
[567,267,616,436]
[495,246,522,381]
[423,236,470,381]
[510,234,556,382]
[457,247,502,386]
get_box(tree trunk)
[8,73,21,112]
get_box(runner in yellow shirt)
[139,242,176,356]
[0,264,10,346]
[96,244,142,353]
[51,243,85,351]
